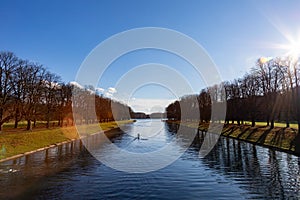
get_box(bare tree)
[242,73,261,127]
[255,58,283,128]
[42,72,61,128]
[198,89,211,123]
[57,83,72,126]
[0,52,18,132]
[22,63,45,130]
[12,59,28,128]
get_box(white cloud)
[95,87,105,93]
[107,87,117,94]
[127,98,176,114]
[104,92,113,97]
[42,80,61,89]
[70,81,84,89]
[101,87,118,99]
[86,88,95,94]
[259,56,273,64]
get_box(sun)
[286,38,300,60]
[263,19,300,61]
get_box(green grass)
[242,121,298,129]
[0,120,134,160]
[167,120,298,154]
[221,124,297,151]
[2,121,55,129]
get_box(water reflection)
[166,122,300,199]
[0,120,299,199]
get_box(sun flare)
[286,38,300,60]
[270,32,300,61]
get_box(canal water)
[0,119,300,199]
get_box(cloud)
[127,98,176,114]
[42,80,61,89]
[70,81,84,89]
[95,87,105,93]
[104,92,113,97]
[107,87,117,94]
[86,88,95,94]
[259,57,273,64]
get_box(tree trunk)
[46,110,50,129]
[270,120,274,129]
[294,122,300,155]
[0,110,3,132]
[286,120,290,128]
[286,106,290,128]
[26,120,32,131]
[251,119,255,127]
[14,119,18,129]
[14,107,19,128]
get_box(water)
[0,119,300,199]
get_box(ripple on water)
[1,120,300,199]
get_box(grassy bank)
[167,120,299,155]
[0,120,134,160]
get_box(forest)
[0,51,131,131]
[166,56,300,132]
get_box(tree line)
[166,56,300,133]
[0,51,131,132]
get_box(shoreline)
[221,131,299,157]
[0,120,134,163]
[3,119,298,163]
[166,120,300,157]
[0,128,120,163]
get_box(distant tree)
[224,79,242,124]
[58,83,72,126]
[22,63,45,130]
[0,52,18,132]
[12,59,28,128]
[42,72,61,128]
[255,58,283,129]
[241,73,261,127]
[166,101,181,120]
[281,56,300,153]
[198,89,211,123]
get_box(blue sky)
[1,0,300,113]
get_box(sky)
[1,0,300,113]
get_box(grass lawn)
[0,120,134,160]
[167,120,299,154]
[242,121,298,129]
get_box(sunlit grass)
[169,120,298,154]
[0,120,134,160]
[242,121,298,129]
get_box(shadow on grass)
[222,125,237,136]
[244,127,259,140]
[291,129,300,152]
[270,128,286,148]
[257,128,272,145]
[237,127,251,139]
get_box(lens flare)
[286,38,300,60]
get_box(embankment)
[166,120,299,156]
[0,120,135,162]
